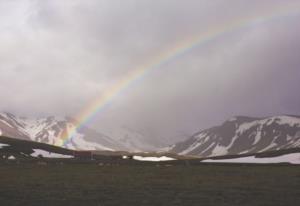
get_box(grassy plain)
[0,162,299,206]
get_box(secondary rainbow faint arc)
[61,5,300,147]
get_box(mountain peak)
[171,115,300,157]
[227,116,261,123]
[0,112,162,152]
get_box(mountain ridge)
[0,112,160,152]
[170,115,300,157]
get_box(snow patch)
[0,119,13,128]
[31,149,73,158]
[225,134,239,150]
[202,153,300,164]
[0,143,9,148]
[179,141,202,155]
[133,156,176,161]
[200,142,216,155]
[211,144,228,156]
[261,140,278,152]
[8,155,16,160]
[67,132,113,151]
[179,133,208,155]
[237,121,258,134]
[253,130,262,145]
[275,116,300,126]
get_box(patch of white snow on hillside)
[133,156,176,161]
[20,118,50,140]
[0,119,13,128]
[211,144,228,156]
[64,143,76,150]
[46,130,60,145]
[238,121,263,145]
[253,130,262,145]
[198,142,216,155]
[236,116,300,135]
[97,125,157,152]
[293,140,300,147]
[31,149,73,158]
[261,140,278,152]
[179,133,208,155]
[286,135,293,141]
[237,121,258,134]
[275,116,300,126]
[202,153,300,164]
[8,155,16,160]
[179,141,202,155]
[226,134,239,150]
[68,132,113,151]
[0,143,9,148]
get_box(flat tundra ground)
[0,163,299,206]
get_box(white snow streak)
[31,149,73,158]
[211,144,228,156]
[133,156,176,161]
[0,143,9,148]
[202,153,300,164]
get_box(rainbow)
[61,4,300,147]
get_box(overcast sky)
[1,0,300,142]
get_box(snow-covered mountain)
[0,112,159,151]
[170,115,300,157]
[98,125,166,152]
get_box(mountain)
[0,112,154,151]
[98,125,167,152]
[170,115,300,157]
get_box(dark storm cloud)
[1,0,300,141]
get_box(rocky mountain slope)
[0,112,158,151]
[170,115,300,157]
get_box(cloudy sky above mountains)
[1,0,300,141]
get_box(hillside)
[0,112,161,151]
[170,115,300,157]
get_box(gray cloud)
[1,0,300,142]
